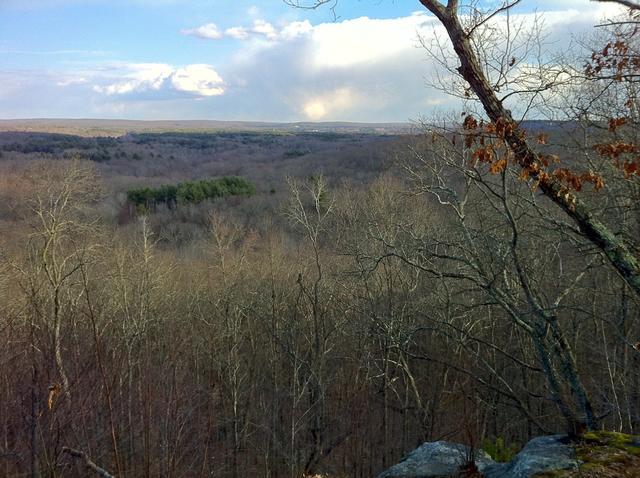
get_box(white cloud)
[56,76,88,87]
[225,26,249,40]
[216,6,626,121]
[184,18,312,42]
[302,87,361,120]
[251,19,278,40]
[93,63,174,95]
[181,23,223,40]
[309,15,436,69]
[171,64,224,96]
[1,2,631,121]
[93,63,224,97]
[280,20,313,40]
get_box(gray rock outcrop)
[377,435,579,478]
[484,435,577,478]
[377,441,495,477]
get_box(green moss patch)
[482,437,520,463]
[534,431,640,478]
[580,431,640,456]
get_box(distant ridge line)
[0,118,417,137]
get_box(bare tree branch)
[466,0,523,38]
[62,447,115,478]
[592,0,640,9]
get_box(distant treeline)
[0,132,117,155]
[128,131,284,149]
[0,130,353,156]
[126,176,256,209]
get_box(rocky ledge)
[377,431,640,478]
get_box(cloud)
[0,2,630,121]
[181,23,223,40]
[93,63,174,95]
[225,27,249,40]
[171,64,224,96]
[56,76,88,87]
[183,19,312,42]
[213,15,440,122]
[280,21,313,40]
[93,63,224,97]
[251,19,278,40]
[309,15,436,69]
[213,7,627,122]
[302,88,361,120]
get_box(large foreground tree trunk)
[418,0,640,298]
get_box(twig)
[591,0,640,9]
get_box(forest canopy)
[2,1,640,478]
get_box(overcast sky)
[0,0,626,122]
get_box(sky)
[0,0,628,122]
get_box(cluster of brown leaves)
[459,114,605,193]
[594,141,640,178]
[586,38,640,81]
[592,120,640,178]
[608,117,628,132]
[586,12,640,179]
[553,168,605,192]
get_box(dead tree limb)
[62,447,115,478]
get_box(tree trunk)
[419,0,640,298]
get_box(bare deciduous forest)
[1,0,640,477]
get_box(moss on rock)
[534,431,640,478]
